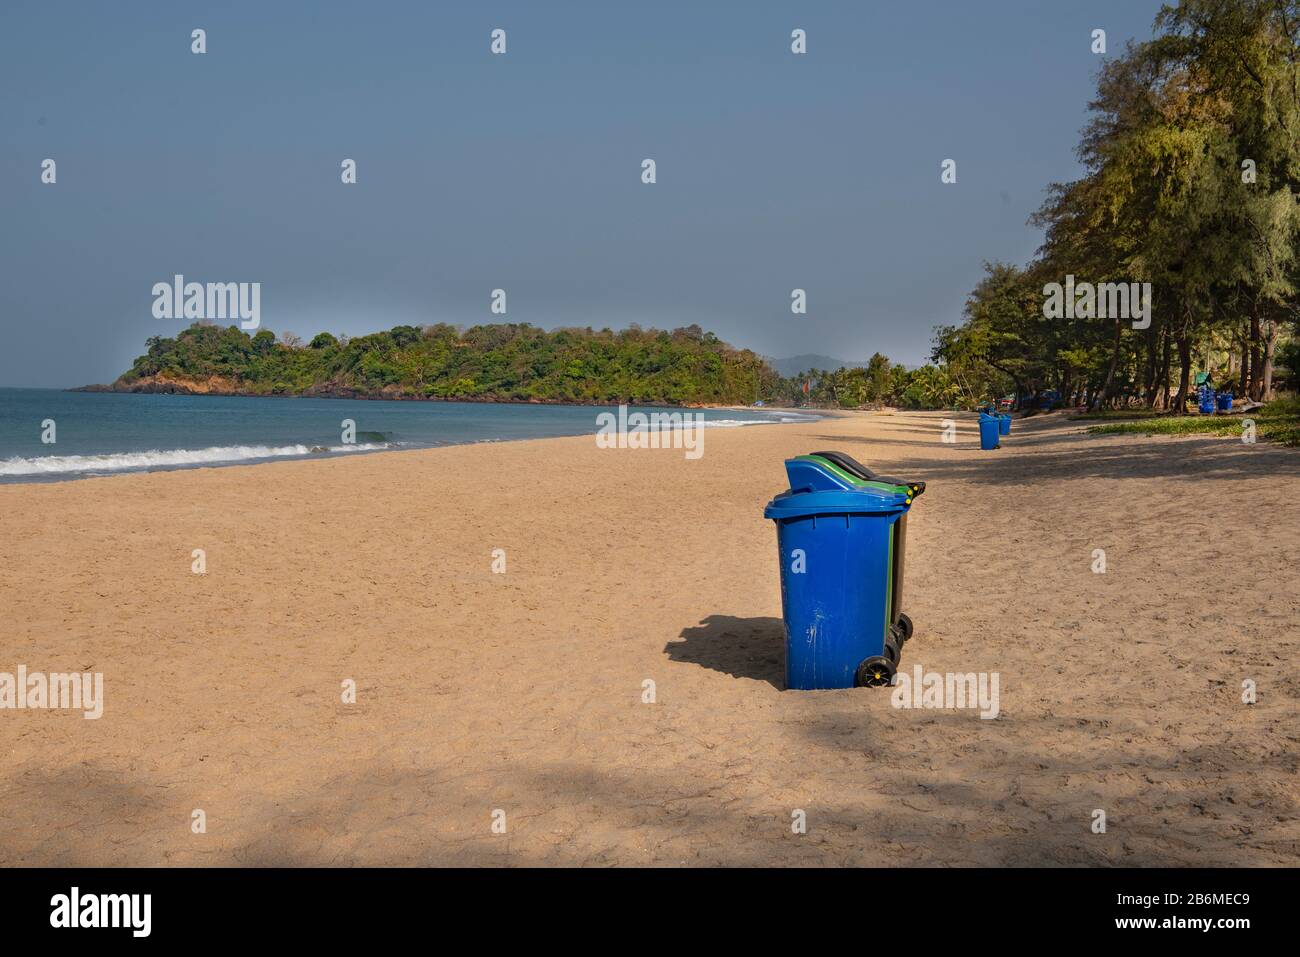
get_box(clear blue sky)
[0,0,1165,387]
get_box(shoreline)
[0,402,830,485]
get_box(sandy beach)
[1,410,1297,867]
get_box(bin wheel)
[883,634,901,666]
[895,612,914,643]
[855,656,896,688]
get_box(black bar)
[0,867,1282,943]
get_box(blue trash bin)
[764,456,917,690]
[1199,385,1216,414]
[979,413,1001,450]
[1217,392,1233,412]
[998,413,1012,436]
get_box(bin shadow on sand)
[665,615,786,688]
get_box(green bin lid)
[800,452,925,498]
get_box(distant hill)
[769,354,867,378]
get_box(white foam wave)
[702,413,822,428]
[593,412,822,432]
[0,443,389,477]
[701,418,783,428]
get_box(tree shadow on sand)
[885,432,1300,484]
[664,615,785,688]
[805,419,1299,484]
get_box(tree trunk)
[1239,333,1249,396]
[1156,327,1172,409]
[1172,323,1192,413]
[1143,324,1162,407]
[1093,318,1123,410]
[1261,316,1279,401]
[1249,301,1263,400]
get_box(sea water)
[0,388,818,483]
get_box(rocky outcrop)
[75,374,245,395]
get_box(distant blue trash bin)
[1217,393,1233,412]
[998,413,1012,436]
[764,456,918,690]
[1199,385,1216,414]
[979,413,1001,450]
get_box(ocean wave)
[701,418,789,428]
[0,443,390,477]
[596,412,823,431]
[703,413,823,428]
